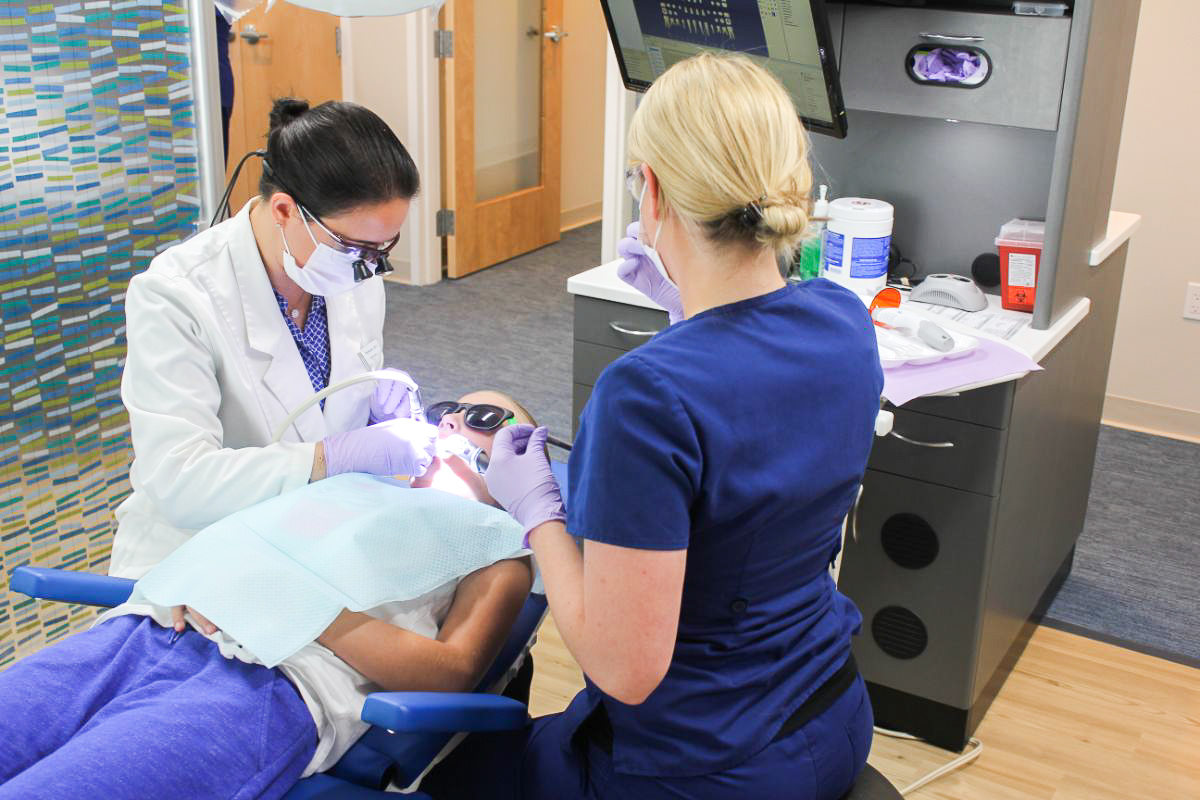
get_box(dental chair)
[8,461,572,799]
[10,563,544,799]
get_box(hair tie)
[739,193,768,228]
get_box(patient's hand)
[171,605,219,636]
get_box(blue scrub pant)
[421,674,873,800]
[0,615,317,800]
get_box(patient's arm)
[316,557,532,692]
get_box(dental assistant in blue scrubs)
[422,53,884,800]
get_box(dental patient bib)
[128,474,527,666]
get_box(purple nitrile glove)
[323,417,438,478]
[913,48,981,83]
[369,368,425,424]
[484,425,566,545]
[617,221,684,325]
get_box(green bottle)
[798,185,830,281]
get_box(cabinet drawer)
[574,296,668,352]
[887,381,1013,430]
[840,7,1071,131]
[870,409,1006,496]
[573,340,627,388]
[839,469,998,709]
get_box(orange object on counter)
[869,287,902,325]
[995,219,1044,313]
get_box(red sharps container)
[995,219,1045,313]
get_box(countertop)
[567,259,1088,367]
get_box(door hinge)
[335,26,341,58]
[436,209,455,237]
[434,29,453,58]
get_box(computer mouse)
[910,273,988,312]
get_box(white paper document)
[914,303,1033,341]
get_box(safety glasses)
[426,402,516,432]
[625,164,646,203]
[300,205,400,281]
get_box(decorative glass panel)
[0,0,202,667]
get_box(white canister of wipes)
[821,198,894,296]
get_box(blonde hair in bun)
[627,52,813,260]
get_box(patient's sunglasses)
[426,402,515,432]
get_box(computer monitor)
[600,0,847,138]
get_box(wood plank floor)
[528,618,1200,799]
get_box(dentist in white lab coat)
[109,99,437,606]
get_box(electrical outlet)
[1186,282,1200,321]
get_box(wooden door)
[223,4,343,212]
[440,0,563,278]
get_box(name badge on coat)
[358,339,384,370]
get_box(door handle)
[544,26,569,43]
[240,25,269,45]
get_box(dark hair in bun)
[268,97,310,132]
[259,97,420,218]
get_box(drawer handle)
[849,485,864,543]
[889,431,955,449]
[608,321,661,338]
[919,32,985,43]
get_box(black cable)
[209,149,266,228]
[887,242,919,283]
[546,434,573,452]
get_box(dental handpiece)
[438,434,489,474]
[546,434,572,451]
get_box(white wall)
[1104,1,1200,442]
[341,11,441,285]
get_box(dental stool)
[843,763,903,799]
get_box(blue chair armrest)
[361,692,528,733]
[9,566,134,608]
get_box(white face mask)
[638,182,679,291]
[278,213,363,297]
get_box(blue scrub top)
[566,279,883,778]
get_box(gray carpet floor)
[382,225,598,458]
[1043,426,1200,665]
[383,222,1199,665]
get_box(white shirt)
[109,197,385,579]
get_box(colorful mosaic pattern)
[0,0,201,668]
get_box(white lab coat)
[109,199,386,579]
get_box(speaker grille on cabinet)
[872,606,928,660]
[881,513,939,569]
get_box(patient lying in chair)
[0,391,535,800]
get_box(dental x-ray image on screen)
[601,0,847,138]
[636,1,768,54]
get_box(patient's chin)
[410,457,486,503]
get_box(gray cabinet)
[839,6,1072,131]
[840,384,1021,749]
[571,296,668,434]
